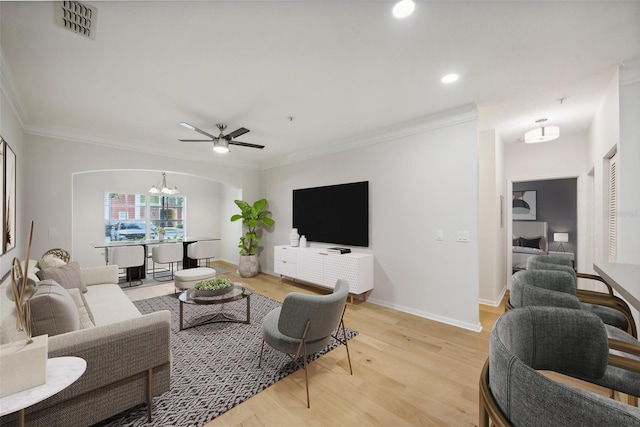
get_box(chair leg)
[332,306,353,375]
[303,341,309,408]
[258,339,265,367]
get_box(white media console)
[273,245,374,303]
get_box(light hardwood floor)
[124,261,612,426]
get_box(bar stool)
[186,241,216,267]
[151,243,183,280]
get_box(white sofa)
[0,260,171,426]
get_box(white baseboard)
[479,286,507,307]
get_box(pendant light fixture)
[524,118,560,143]
[149,172,179,195]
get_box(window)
[104,193,186,242]
[608,153,617,262]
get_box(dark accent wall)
[513,178,577,260]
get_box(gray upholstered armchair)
[508,269,640,404]
[258,279,353,408]
[527,255,636,337]
[480,306,640,426]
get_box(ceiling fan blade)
[226,127,250,140]
[229,141,265,149]
[179,139,213,142]
[180,122,217,140]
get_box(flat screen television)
[293,181,369,247]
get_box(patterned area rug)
[95,291,357,426]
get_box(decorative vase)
[300,235,307,248]
[290,228,300,247]
[158,232,165,242]
[238,254,259,278]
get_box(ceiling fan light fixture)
[393,0,415,18]
[524,119,560,143]
[213,138,230,153]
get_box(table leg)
[179,300,184,331]
[246,294,251,324]
[19,408,24,427]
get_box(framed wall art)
[0,139,3,253]
[513,190,537,221]
[4,140,16,253]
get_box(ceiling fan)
[179,122,265,153]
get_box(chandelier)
[149,172,179,195]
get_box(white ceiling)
[1,1,639,170]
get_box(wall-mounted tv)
[293,181,369,247]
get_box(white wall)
[24,134,260,266]
[588,69,620,265]
[260,106,481,331]
[0,89,27,277]
[617,60,640,264]
[478,129,506,306]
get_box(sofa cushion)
[37,255,67,270]
[30,280,80,337]
[82,284,141,326]
[67,288,95,329]
[36,261,87,293]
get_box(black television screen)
[293,181,369,247]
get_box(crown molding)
[24,124,261,171]
[259,103,477,170]
[0,48,28,129]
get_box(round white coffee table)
[0,356,86,427]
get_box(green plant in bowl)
[193,277,235,297]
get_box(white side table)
[0,356,86,427]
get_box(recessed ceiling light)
[441,74,459,84]
[393,0,415,19]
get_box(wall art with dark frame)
[2,138,16,253]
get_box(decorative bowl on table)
[193,277,235,297]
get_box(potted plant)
[230,198,275,277]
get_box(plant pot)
[238,255,259,278]
[158,233,165,242]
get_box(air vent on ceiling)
[57,1,97,40]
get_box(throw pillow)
[66,288,95,329]
[37,255,67,270]
[36,261,87,293]
[520,236,542,249]
[30,280,80,337]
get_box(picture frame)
[512,190,536,221]
[0,138,4,253]
[4,140,16,253]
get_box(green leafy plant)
[230,198,275,256]
[195,277,234,291]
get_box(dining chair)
[186,241,216,267]
[107,245,145,286]
[151,243,183,280]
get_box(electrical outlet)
[456,231,469,243]
[48,227,57,238]
[435,229,444,241]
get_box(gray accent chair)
[527,255,636,337]
[480,306,640,426]
[258,279,352,408]
[509,269,640,402]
